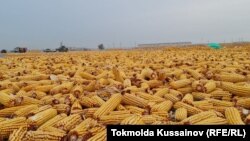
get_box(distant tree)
[1,49,7,53]
[98,44,105,50]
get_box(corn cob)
[120,114,145,125]
[151,111,169,118]
[72,85,83,98]
[53,104,71,114]
[68,118,98,140]
[123,78,132,88]
[194,117,228,125]
[169,79,192,89]
[93,93,122,119]
[56,114,82,131]
[78,72,96,80]
[108,110,131,116]
[219,82,250,97]
[125,105,147,115]
[140,68,156,80]
[34,84,57,93]
[50,82,73,94]
[154,88,169,97]
[39,126,66,134]
[122,93,148,108]
[112,67,124,82]
[181,111,217,124]
[28,105,52,116]
[192,92,211,100]
[182,94,193,105]
[80,96,96,108]
[0,105,27,117]
[164,94,181,103]
[38,113,67,130]
[13,104,39,117]
[82,108,98,118]
[65,94,77,105]
[151,100,173,112]
[9,126,27,141]
[19,95,41,105]
[174,102,203,116]
[208,98,234,107]
[0,117,27,137]
[215,73,246,82]
[24,130,66,141]
[28,91,47,100]
[186,69,203,80]
[71,100,82,111]
[204,81,216,93]
[99,114,132,125]
[87,130,106,141]
[236,98,250,109]
[27,108,57,129]
[0,92,16,107]
[225,107,245,125]
[91,95,105,107]
[135,92,165,102]
[175,108,187,121]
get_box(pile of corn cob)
[0,46,250,140]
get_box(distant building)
[137,42,192,47]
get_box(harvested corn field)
[0,46,250,140]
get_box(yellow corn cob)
[24,130,66,141]
[56,114,82,131]
[177,86,193,94]
[219,82,250,97]
[169,79,192,89]
[121,114,145,125]
[151,111,169,118]
[175,108,187,121]
[90,95,105,107]
[181,111,217,124]
[122,93,148,108]
[125,105,147,115]
[174,102,203,116]
[89,126,106,136]
[0,105,27,117]
[236,98,250,109]
[0,88,15,95]
[93,93,122,119]
[116,104,127,111]
[13,104,39,117]
[164,94,181,103]
[144,80,162,88]
[194,117,228,125]
[0,92,16,107]
[9,126,27,141]
[80,96,96,108]
[38,113,67,129]
[112,67,124,82]
[65,94,77,105]
[72,85,83,98]
[204,81,216,93]
[151,100,173,112]
[53,104,71,114]
[78,72,96,80]
[182,94,193,105]
[27,108,57,129]
[191,81,204,92]
[154,88,169,97]
[28,105,52,116]
[215,73,246,82]
[0,117,27,137]
[140,68,156,80]
[83,81,97,92]
[225,107,245,125]
[135,92,165,102]
[34,84,57,93]
[169,89,183,97]
[192,100,213,107]
[87,130,106,141]
[71,100,82,112]
[99,114,132,125]
[50,82,73,94]
[208,98,234,107]
[27,91,47,100]
[19,95,41,105]
[210,89,232,97]
[186,69,203,80]
[39,126,66,134]
[68,118,98,140]
[82,108,99,118]
[192,92,211,100]
[108,110,131,116]
[141,115,166,124]
[123,78,132,88]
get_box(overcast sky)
[0,0,250,50]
